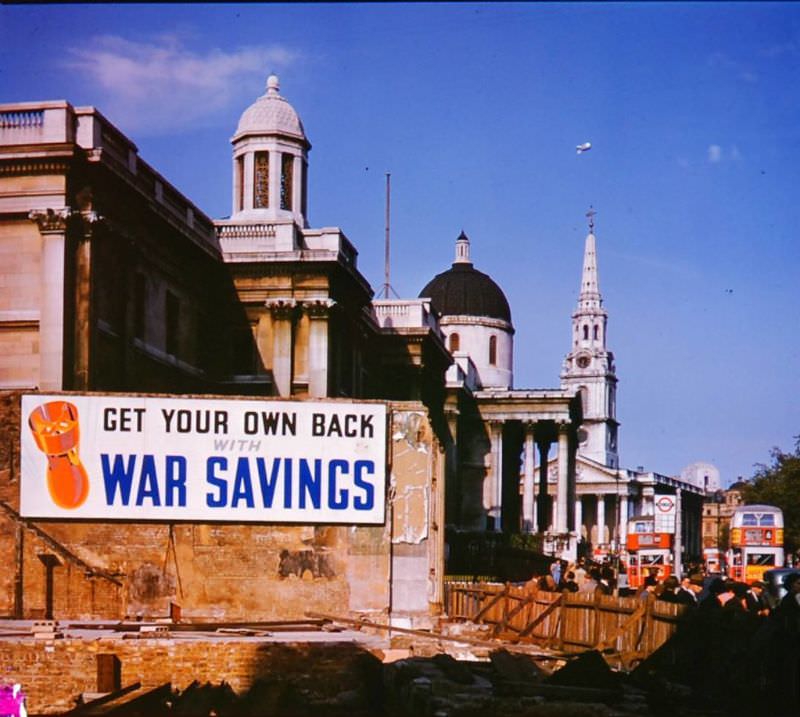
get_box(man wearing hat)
[746,580,769,616]
[773,572,800,713]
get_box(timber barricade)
[444,581,686,668]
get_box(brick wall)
[0,637,380,715]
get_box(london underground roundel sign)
[656,496,675,513]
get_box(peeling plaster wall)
[0,393,444,623]
[389,409,444,621]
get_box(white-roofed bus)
[727,504,785,583]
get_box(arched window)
[280,153,294,210]
[449,333,460,352]
[253,151,270,208]
[593,325,599,340]
[583,325,589,340]
[489,335,497,365]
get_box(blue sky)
[2,3,799,486]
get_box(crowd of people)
[531,558,800,714]
[534,556,795,615]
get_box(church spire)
[560,207,618,469]
[578,206,602,313]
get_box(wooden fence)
[444,581,685,668]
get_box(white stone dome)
[233,75,308,144]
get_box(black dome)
[419,260,512,323]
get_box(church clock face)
[576,354,591,369]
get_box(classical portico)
[454,388,582,555]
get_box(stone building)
[702,480,744,551]
[0,101,236,394]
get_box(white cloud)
[707,51,758,84]
[63,34,301,134]
[761,42,798,58]
[706,144,743,164]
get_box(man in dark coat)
[771,572,800,714]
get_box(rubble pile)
[69,648,684,717]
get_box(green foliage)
[741,436,800,554]
[508,532,544,552]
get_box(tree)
[741,437,800,555]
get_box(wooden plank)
[65,684,141,714]
[492,583,531,636]
[305,611,572,659]
[473,584,509,623]
[516,594,563,640]
[596,600,646,652]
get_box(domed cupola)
[419,232,512,323]
[419,232,514,389]
[234,75,309,145]
[230,75,310,227]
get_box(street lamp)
[713,489,725,573]
[613,469,623,585]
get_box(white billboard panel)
[654,495,676,534]
[20,394,386,524]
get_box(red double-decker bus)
[623,515,674,588]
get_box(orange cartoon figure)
[28,401,89,509]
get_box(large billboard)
[20,394,386,524]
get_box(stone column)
[293,154,304,221]
[555,423,569,533]
[72,211,102,390]
[243,152,255,211]
[30,208,72,391]
[304,299,335,398]
[266,299,296,396]
[444,408,460,526]
[486,421,503,531]
[270,150,282,212]
[619,494,629,544]
[597,494,606,546]
[522,423,535,532]
[642,485,655,516]
[575,497,583,540]
[536,440,551,532]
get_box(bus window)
[642,555,665,567]
[747,553,777,566]
[759,514,775,526]
[742,514,758,526]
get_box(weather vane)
[586,206,596,233]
